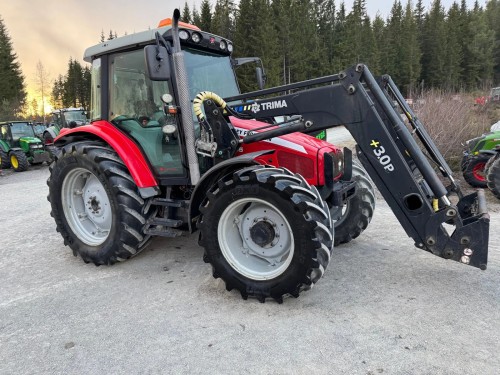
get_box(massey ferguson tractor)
[47,10,490,303]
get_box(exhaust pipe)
[171,8,200,184]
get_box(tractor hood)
[19,136,43,144]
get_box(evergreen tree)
[192,7,201,27]
[385,1,404,82]
[181,2,192,23]
[421,0,447,88]
[0,16,27,120]
[400,1,421,96]
[199,0,212,31]
[212,0,235,38]
[444,2,463,90]
[485,0,500,83]
[467,5,495,88]
[332,2,351,72]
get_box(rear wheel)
[47,141,151,265]
[198,166,333,303]
[463,154,491,188]
[10,150,29,172]
[330,160,375,246]
[486,156,500,199]
[0,149,10,169]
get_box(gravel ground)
[0,158,499,375]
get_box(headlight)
[179,30,189,40]
[220,40,227,50]
[191,32,202,43]
[227,43,233,52]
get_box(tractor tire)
[484,152,499,176]
[45,144,60,161]
[460,154,469,172]
[486,156,500,200]
[463,154,491,188]
[330,160,376,246]
[9,150,29,172]
[47,141,151,265]
[0,149,10,169]
[198,166,333,303]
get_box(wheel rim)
[472,162,486,182]
[218,198,294,280]
[331,200,349,226]
[10,154,18,169]
[61,168,112,246]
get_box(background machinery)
[0,121,51,172]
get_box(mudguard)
[54,120,159,196]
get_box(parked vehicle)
[462,130,500,187]
[47,9,490,302]
[0,121,51,172]
[42,108,88,145]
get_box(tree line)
[182,0,500,96]
[1,1,499,121]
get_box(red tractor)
[47,10,490,302]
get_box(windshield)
[184,48,240,100]
[11,123,35,139]
[65,111,87,123]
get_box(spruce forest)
[182,0,500,96]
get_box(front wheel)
[463,154,491,188]
[10,150,29,172]
[0,149,10,169]
[198,166,333,303]
[47,141,151,265]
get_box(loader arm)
[223,64,489,270]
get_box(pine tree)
[0,16,27,120]
[212,0,235,38]
[199,0,212,31]
[181,2,192,23]
[467,5,495,88]
[192,7,201,27]
[400,0,421,96]
[444,2,463,91]
[421,0,447,88]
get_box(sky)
[1,0,485,108]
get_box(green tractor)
[42,108,88,145]
[0,121,51,172]
[461,130,500,187]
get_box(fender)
[188,150,274,232]
[54,120,160,197]
[0,140,9,152]
[43,127,59,142]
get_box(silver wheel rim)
[218,198,294,281]
[61,168,112,246]
[331,200,349,226]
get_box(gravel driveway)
[0,164,499,375]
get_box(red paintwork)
[55,121,158,188]
[55,118,341,189]
[472,162,486,182]
[230,117,342,186]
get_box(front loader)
[47,9,489,303]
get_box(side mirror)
[256,67,265,90]
[145,45,171,81]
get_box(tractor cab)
[84,18,240,180]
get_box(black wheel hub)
[250,221,276,247]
